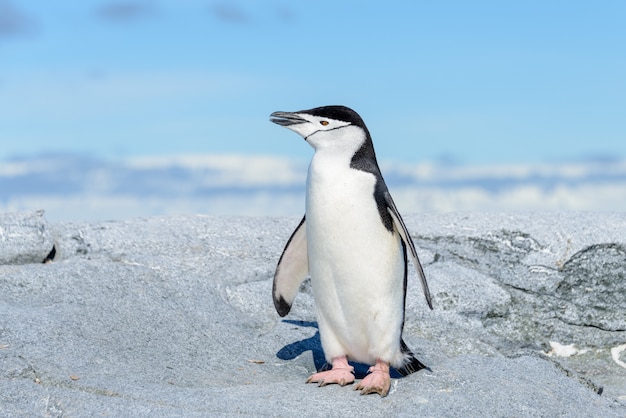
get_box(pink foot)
[306,356,355,387]
[355,359,391,397]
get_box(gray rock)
[0,210,55,265]
[556,243,626,331]
[410,212,626,403]
[0,212,625,416]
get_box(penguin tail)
[396,339,431,376]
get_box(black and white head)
[270,105,376,158]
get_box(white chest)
[306,152,378,233]
[304,151,399,277]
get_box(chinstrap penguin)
[270,105,433,397]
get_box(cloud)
[272,4,295,22]
[391,183,626,214]
[127,154,307,187]
[208,2,295,25]
[0,0,39,39]
[95,1,157,22]
[2,153,626,222]
[210,2,248,24]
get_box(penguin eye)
[320,120,329,126]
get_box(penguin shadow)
[276,319,404,379]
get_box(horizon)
[2,152,625,222]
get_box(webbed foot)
[354,359,391,397]
[306,356,355,387]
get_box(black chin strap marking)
[304,124,351,141]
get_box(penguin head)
[270,105,371,153]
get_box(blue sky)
[1,0,625,164]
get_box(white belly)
[305,152,405,365]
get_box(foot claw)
[307,368,355,387]
[306,356,355,387]
[354,360,391,397]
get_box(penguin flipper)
[396,339,430,376]
[384,192,433,310]
[273,216,309,317]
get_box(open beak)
[270,111,308,126]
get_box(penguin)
[270,105,432,397]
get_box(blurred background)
[1,0,625,222]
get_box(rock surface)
[1,211,625,416]
[0,210,54,265]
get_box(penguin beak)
[270,111,308,127]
